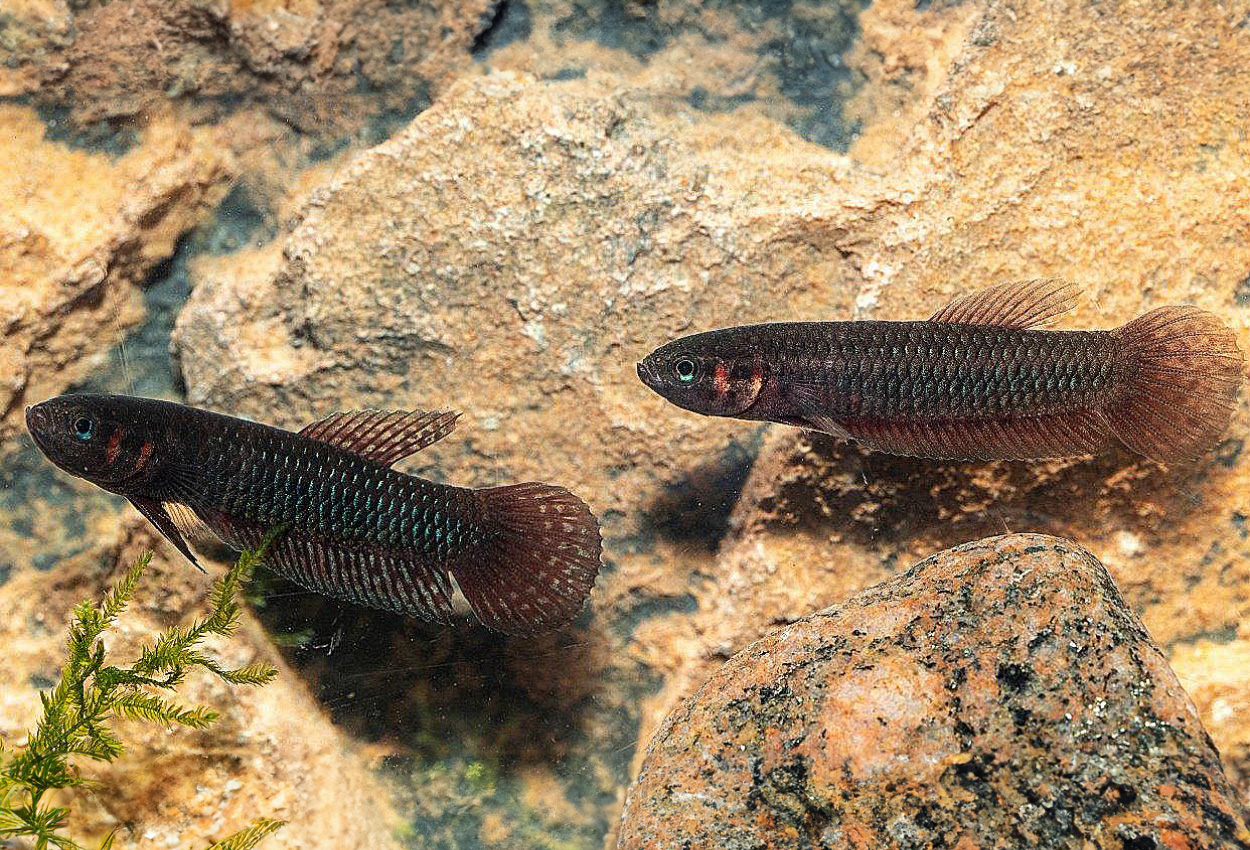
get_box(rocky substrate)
[0,522,402,850]
[3,0,1250,847]
[619,534,1250,849]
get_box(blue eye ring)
[73,417,94,441]
[674,358,698,384]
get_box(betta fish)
[26,395,601,635]
[637,279,1244,463]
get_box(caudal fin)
[449,483,602,635]
[1107,306,1243,463]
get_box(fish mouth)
[636,360,660,388]
[25,403,50,445]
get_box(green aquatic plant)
[0,545,283,850]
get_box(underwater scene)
[2,1,1250,848]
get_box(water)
[4,1,1248,848]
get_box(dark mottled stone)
[619,534,1250,849]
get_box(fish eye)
[72,417,94,441]
[674,358,698,384]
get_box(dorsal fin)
[299,409,460,466]
[928,279,1080,329]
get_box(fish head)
[638,331,767,419]
[26,394,167,493]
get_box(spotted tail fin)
[450,483,602,635]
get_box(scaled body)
[638,279,1243,463]
[26,396,601,634]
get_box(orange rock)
[619,535,1250,849]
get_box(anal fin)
[838,413,1110,461]
[199,514,458,624]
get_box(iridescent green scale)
[197,421,472,560]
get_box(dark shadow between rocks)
[639,434,760,553]
[741,430,1237,556]
[250,571,608,766]
[247,569,641,845]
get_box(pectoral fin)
[786,384,852,439]
[128,496,203,572]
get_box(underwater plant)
[0,544,283,850]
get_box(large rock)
[1,0,498,138]
[0,105,231,441]
[619,534,1250,849]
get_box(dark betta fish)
[26,396,601,634]
[638,279,1244,463]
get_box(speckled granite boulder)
[618,534,1250,850]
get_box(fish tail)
[448,483,602,635]
[1106,306,1244,463]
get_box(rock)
[1172,636,1250,812]
[0,521,402,850]
[0,0,75,99]
[0,104,231,441]
[479,0,874,150]
[618,534,1250,850]
[2,0,499,142]
[173,68,860,596]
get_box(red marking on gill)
[135,441,154,471]
[105,430,123,465]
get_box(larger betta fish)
[638,279,1244,463]
[26,395,601,635]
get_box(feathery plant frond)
[0,542,286,850]
[204,818,286,850]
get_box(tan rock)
[618,534,1250,850]
[1172,635,1250,811]
[0,104,231,440]
[173,67,862,602]
[2,0,498,136]
[0,522,402,850]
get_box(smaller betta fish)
[637,279,1244,463]
[26,395,601,635]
